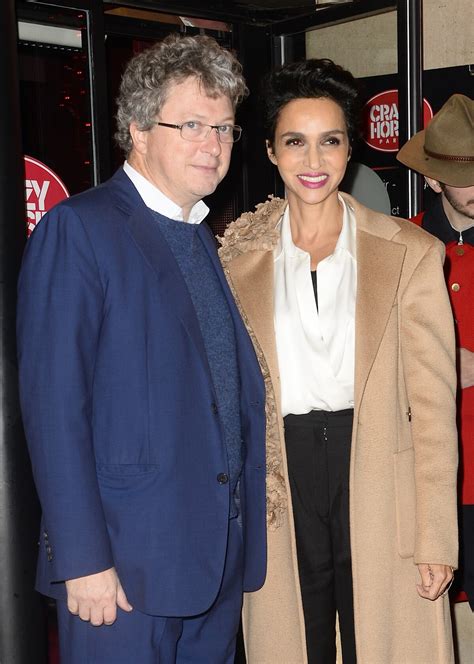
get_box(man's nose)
[200,127,222,156]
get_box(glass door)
[17,2,94,197]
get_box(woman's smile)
[268,97,350,209]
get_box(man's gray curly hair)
[115,33,248,156]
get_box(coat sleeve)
[400,238,458,568]
[17,204,114,583]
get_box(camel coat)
[219,194,458,664]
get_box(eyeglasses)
[152,121,242,144]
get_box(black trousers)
[284,409,356,664]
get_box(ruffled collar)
[218,196,287,264]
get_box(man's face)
[440,183,474,221]
[129,77,234,219]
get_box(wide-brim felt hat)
[397,94,474,187]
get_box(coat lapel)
[228,231,407,417]
[220,192,408,419]
[226,250,280,401]
[353,208,406,414]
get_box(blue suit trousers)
[57,518,243,663]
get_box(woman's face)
[267,96,350,209]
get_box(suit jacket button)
[217,473,229,484]
[211,402,218,414]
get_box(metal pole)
[397,0,424,218]
[0,2,47,661]
[87,0,112,185]
[273,34,287,68]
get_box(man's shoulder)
[60,168,134,218]
[27,169,141,252]
[394,214,443,257]
[344,194,437,254]
[39,169,140,238]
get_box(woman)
[219,59,458,663]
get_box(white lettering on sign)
[24,156,70,236]
[25,179,50,226]
[363,91,432,153]
[369,103,399,142]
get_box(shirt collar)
[275,194,356,261]
[422,194,474,245]
[123,160,209,224]
[339,196,357,259]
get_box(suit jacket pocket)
[96,463,159,476]
[96,464,160,492]
[393,447,416,558]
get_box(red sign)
[362,90,433,153]
[24,156,69,236]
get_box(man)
[17,34,266,663]
[397,92,473,629]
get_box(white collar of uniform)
[123,160,209,224]
[274,193,356,261]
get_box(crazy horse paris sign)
[363,89,433,153]
[24,156,69,237]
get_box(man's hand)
[65,567,133,626]
[459,347,474,389]
[416,563,453,601]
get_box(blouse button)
[451,283,460,292]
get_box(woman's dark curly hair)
[263,58,361,148]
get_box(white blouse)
[274,196,357,417]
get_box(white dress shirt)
[123,161,209,224]
[274,196,357,417]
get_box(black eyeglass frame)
[152,121,243,143]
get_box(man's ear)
[424,176,442,194]
[266,140,277,165]
[129,122,148,156]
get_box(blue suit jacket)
[17,168,266,617]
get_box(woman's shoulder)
[384,212,444,263]
[343,192,442,256]
[218,196,287,264]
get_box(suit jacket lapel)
[108,167,261,385]
[198,223,266,390]
[124,202,210,372]
[197,221,248,330]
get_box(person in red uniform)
[398,94,474,614]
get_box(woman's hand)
[416,563,454,600]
